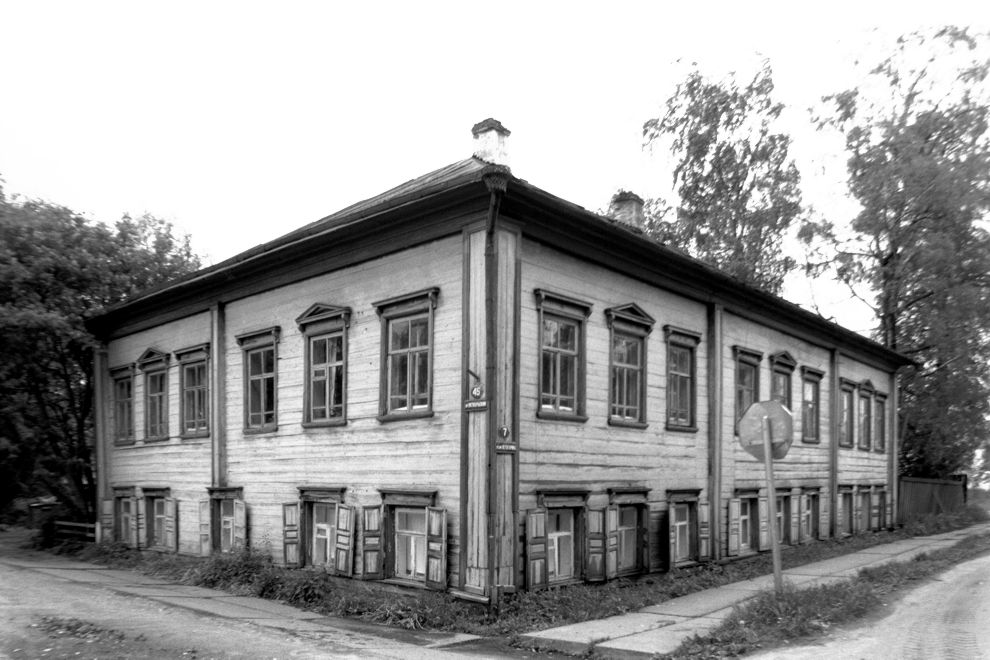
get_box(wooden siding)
[835,355,892,487]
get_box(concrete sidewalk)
[521,522,990,659]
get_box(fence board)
[898,477,966,523]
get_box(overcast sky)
[2,1,987,335]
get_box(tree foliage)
[0,187,200,518]
[806,27,990,479]
[644,61,804,294]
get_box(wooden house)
[86,119,909,603]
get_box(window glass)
[387,315,431,413]
[672,502,694,562]
[771,371,791,409]
[542,316,579,412]
[312,502,335,567]
[801,378,820,442]
[182,361,208,434]
[146,371,168,438]
[736,358,759,423]
[859,394,872,450]
[309,333,344,421]
[113,376,134,440]
[618,506,640,569]
[394,507,427,579]
[667,344,694,427]
[547,509,575,582]
[246,346,276,429]
[610,333,643,421]
[220,499,235,552]
[875,398,887,452]
[839,387,855,447]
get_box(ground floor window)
[671,502,695,563]
[740,496,759,552]
[360,495,446,590]
[774,493,790,545]
[547,508,576,582]
[859,490,872,532]
[802,490,820,542]
[201,489,245,556]
[617,505,642,571]
[394,507,428,580]
[878,490,888,530]
[839,489,854,535]
[114,496,134,546]
[147,496,166,547]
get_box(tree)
[0,188,200,518]
[806,27,990,479]
[643,60,804,294]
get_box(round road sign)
[738,400,793,461]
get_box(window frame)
[800,367,824,444]
[667,490,700,566]
[176,344,210,439]
[236,327,280,434]
[665,326,702,432]
[297,304,352,428]
[137,348,170,442]
[774,490,791,545]
[206,486,245,555]
[605,304,654,428]
[874,394,887,453]
[113,487,136,546]
[535,289,591,422]
[374,289,439,422]
[111,365,135,445]
[839,379,856,448]
[733,347,763,430]
[376,488,440,585]
[858,381,874,451]
[769,351,796,411]
[737,494,759,553]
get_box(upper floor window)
[734,347,763,427]
[665,326,702,431]
[176,344,209,437]
[875,394,887,453]
[839,379,856,448]
[111,366,135,444]
[606,304,654,427]
[858,381,874,451]
[237,327,280,432]
[535,290,590,421]
[769,351,796,410]
[297,304,352,426]
[800,367,824,444]
[374,289,438,421]
[137,348,170,441]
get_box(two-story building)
[85,119,909,604]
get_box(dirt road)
[749,552,990,659]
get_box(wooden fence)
[54,520,96,543]
[898,476,967,523]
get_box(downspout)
[707,303,723,560]
[829,348,840,538]
[889,368,900,525]
[483,165,509,607]
[211,302,227,488]
[93,345,109,535]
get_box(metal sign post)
[738,400,793,596]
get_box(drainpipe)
[483,165,509,608]
[707,303,723,560]
[211,302,227,488]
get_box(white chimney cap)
[472,118,510,166]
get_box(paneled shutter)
[233,499,247,548]
[425,507,447,590]
[727,498,741,556]
[525,508,548,590]
[788,493,801,545]
[818,494,830,539]
[605,505,619,579]
[800,494,810,543]
[100,500,114,542]
[164,498,178,552]
[585,509,606,582]
[836,493,845,536]
[199,499,212,556]
[884,497,893,530]
[282,502,301,567]
[334,504,355,576]
[639,506,650,570]
[362,506,383,579]
[852,491,862,533]
[757,496,769,550]
[870,490,880,531]
[132,497,143,549]
[698,501,711,560]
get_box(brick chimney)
[472,118,510,166]
[608,190,645,228]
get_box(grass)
[48,504,990,639]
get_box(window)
[202,488,245,556]
[617,505,642,571]
[839,380,856,448]
[738,496,759,552]
[237,327,280,432]
[394,508,427,579]
[547,508,576,582]
[875,395,887,453]
[769,352,796,410]
[297,304,351,426]
[138,348,170,441]
[665,326,701,431]
[535,290,590,420]
[859,381,874,451]
[877,489,888,529]
[839,488,854,535]
[220,499,236,552]
[148,496,166,547]
[176,344,209,437]
[111,367,134,444]
[114,493,134,545]
[775,493,790,545]
[734,347,763,426]
[801,367,823,443]
[374,289,438,420]
[671,502,695,563]
[363,489,446,589]
[802,490,820,541]
[860,490,872,532]
[606,304,654,426]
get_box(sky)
[2,1,987,336]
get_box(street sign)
[738,400,793,461]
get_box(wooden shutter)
[525,508,548,590]
[639,506,650,570]
[698,501,710,560]
[852,492,862,533]
[727,498,740,556]
[233,499,247,548]
[282,502,300,567]
[585,509,606,582]
[199,499,212,556]
[788,492,801,545]
[799,493,810,543]
[757,496,769,550]
[132,497,143,549]
[605,505,619,579]
[819,494,830,539]
[425,507,447,590]
[884,497,893,530]
[100,499,114,543]
[870,490,880,531]
[334,504,355,576]
[836,493,845,536]
[164,498,178,552]
[362,506,383,579]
